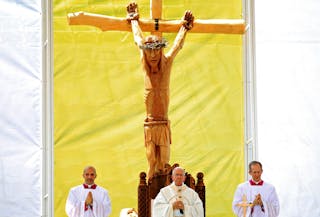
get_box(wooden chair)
[137,163,205,217]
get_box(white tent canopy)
[256,0,320,216]
[0,0,44,216]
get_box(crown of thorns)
[139,38,168,50]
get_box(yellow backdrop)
[54,0,244,216]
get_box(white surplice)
[232,181,280,217]
[153,182,204,217]
[65,184,111,217]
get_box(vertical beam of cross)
[150,0,162,37]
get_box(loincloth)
[144,120,171,146]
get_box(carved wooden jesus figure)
[126,2,194,179]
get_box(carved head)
[140,35,167,50]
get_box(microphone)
[180,209,184,214]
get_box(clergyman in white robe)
[232,161,280,217]
[66,184,111,217]
[232,180,279,217]
[152,167,204,217]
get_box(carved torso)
[143,57,173,121]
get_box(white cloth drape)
[0,0,42,217]
[256,0,320,216]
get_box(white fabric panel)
[0,0,42,216]
[255,0,320,216]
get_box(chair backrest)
[138,163,206,217]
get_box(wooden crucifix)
[236,195,254,217]
[67,0,246,179]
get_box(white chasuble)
[153,182,204,217]
[232,181,280,217]
[66,184,111,217]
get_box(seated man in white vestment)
[65,166,112,217]
[232,161,280,217]
[153,167,204,217]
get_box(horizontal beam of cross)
[68,12,246,34]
